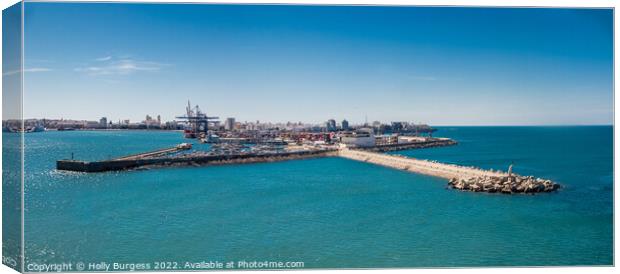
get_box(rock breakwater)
[339,148,560,195]
[361,139,457,152]
[448,175,560,194]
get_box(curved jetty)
[338,149,560,194]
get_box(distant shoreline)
[432,124,613,127]
[46,129,184,132]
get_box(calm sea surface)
[15,126,613,268]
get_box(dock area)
[114,143,192,160]
[57,138,456,173]
[56,137,559,194]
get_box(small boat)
[177,143,193,150]
[4,125,46,133]
[30,125,46,132]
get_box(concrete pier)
[338,148,506,180]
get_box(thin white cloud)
[25,68,52,73]
[75,57,167,76]
[95,56,112,61]
[2,67,52,77]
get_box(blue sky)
[17,3,613,125]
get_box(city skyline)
[12,114,413,128]
[10,4,614,125]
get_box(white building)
[339,128,375,147]
[398,136,429,144]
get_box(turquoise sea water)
[15,126,613,269]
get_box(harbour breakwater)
[447,176,559,194]
[360,138,458,152]
[338,149,560,194]
[56,138,559,194]
[57,149,337,172]
[56,138,456,173]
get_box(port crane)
[176,100,219,138]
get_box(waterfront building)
[164,121,182,130]
[398,136,428,144]
[234,121,243,131]
[339,128,375,147]
[143,115,161,128]
[371,121,382,133]
[99,117,107,128]
[341,119,349,131]
[391,122,404,132]
[225,117,236,131]
[375,134,399,146]
[326,119,337,132]
[85,120,101,129]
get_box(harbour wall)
[359,138,457,152]
[57,149,337,172]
